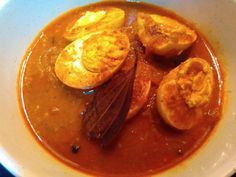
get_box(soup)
[18,2,224,176]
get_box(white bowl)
[0,0,236,177]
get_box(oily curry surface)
[19,2,223,176]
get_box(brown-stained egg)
[64,8,125,41]
[137,13,197,57]
[127,61,151,120]
[156,58,214,130]
[55,30,130,89]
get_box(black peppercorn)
[71,145,80,154]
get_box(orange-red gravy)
[19,2,223,177]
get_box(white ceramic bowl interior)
[0,0,236,177]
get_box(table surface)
[0,163,235,177]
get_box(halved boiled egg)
[156,58,214,130]
[64,8,125,41]
[137,13,197,57]
[55,30,130,89]
[127,61,151,120]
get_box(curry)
[18,2,223,177]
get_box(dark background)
[0,164,14,177]
[0,163,235,177]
